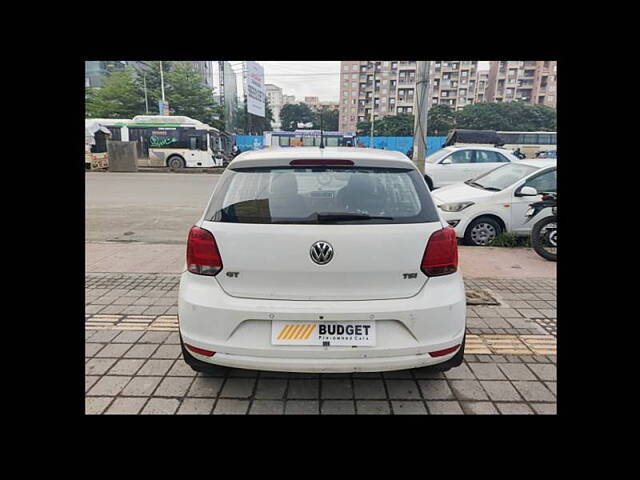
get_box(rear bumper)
[178,271,466,373]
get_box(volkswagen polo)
[178,147,466,373]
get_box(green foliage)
[85,68,145,118]
[357,114,414,136]
[313,108,339,131]
[491,232,531,248]
[427,104,456,136]
[232,97,273,134]
[279,103,315,131]
[455,102,556,132]
[161,62,218,124]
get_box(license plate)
[271,321,376,347]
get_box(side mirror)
[516,186,538,196]
[441,157,452,165]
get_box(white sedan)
[431,159,556,246]
[424,146,521,190]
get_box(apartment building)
[266,84,284,129]
[338,60,491,133]
[486,61,557,107]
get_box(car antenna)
[319,109,325,149]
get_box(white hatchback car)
[424,146,520,190]
[431,159,557,246]
[178,147,466,373]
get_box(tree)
[455,102,556,131]
[427,105,456,136]
[85,68,145,118]
[357,114,414,136]
[162,62,218,124]
[232,97,273,134]
[313,107,339,131]
[280,103,315,131]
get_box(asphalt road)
[86,172,221,244]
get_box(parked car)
[536,150,557,159]
[178,147,466,373]
[424,146,520,190]
[431,159,557,246]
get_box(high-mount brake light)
[289,159,354,166]
[421,227,458,277]
[186,226,223,276]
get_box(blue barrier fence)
[235,135,447,155]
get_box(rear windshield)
[206,166,439,224]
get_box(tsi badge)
[271,320,376,347]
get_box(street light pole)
[143,72,149,114]
[412,60,430,173]
[370,61,376,147]
[159,61,166,103]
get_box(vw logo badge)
[310,241,333,265]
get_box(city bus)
[93,115,229,168]
[264,130,356,148]
[497,131,557,159]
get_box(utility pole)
[143,72,149,114]
[369,61,376,147]
[412,60,430,174]
[159,61,166,104]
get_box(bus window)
[279,136,290,147]
[303,136,314,146]
[523,134,537,144]
[325,137,339,147]
[537,134,551,144]
[189,137,198,150]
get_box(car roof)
[229,147,415,169]
[513,159,557,168]
[438,145,515,155]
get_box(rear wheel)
[531,215,557,261]
[464,216,502,246]
[167,155,185,169]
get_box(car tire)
[167,155,185,170]
[424,175,433,191]
[423,338,465,372]
[463,216,503,246]
[179,334,229,375]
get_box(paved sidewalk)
[86,242,557,279]
[85,274,556,414]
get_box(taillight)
[421,227,458,277]
[429,344,461,357]
[187,226,223,276]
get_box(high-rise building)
[266,84,284,129]
[338,60,491,133]
[485,61,556,108]
[283,95,296,105]
[85,61,128,88]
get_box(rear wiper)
[314,213,394,222]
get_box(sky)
[229,61,491,103]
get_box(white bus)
[93,115,228,168]
[264,130,356,148]
[497,131,557,159]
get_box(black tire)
[423,337,465,372]
[424,175,433,191]
[463,216,503,246]
[167,155,185,169]
[179,334,229,375]
[531,215,557,262]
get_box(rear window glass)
[206,166,439,224]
